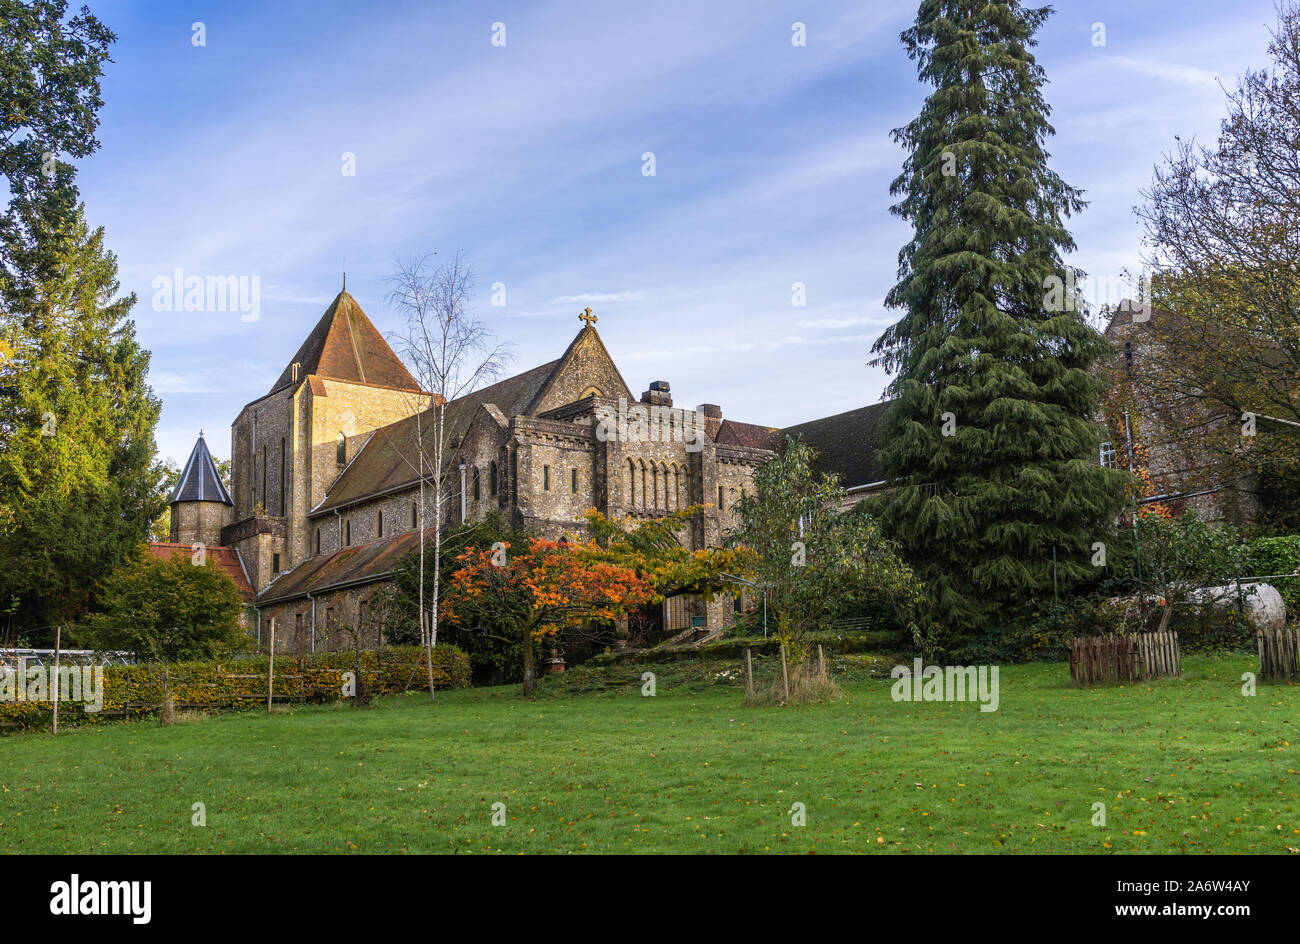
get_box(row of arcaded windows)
[626,458,685,511]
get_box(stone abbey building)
[167,291,793,651]
[162,290,1253,653]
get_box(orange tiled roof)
[147,543,256,602]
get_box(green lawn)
[1,654,1297,853]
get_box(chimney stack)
[697,403,722,440]
[641,380,672,407]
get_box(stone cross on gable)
[579,307,598,327]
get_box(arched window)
[377,509,384,538]
[651,464,659,509]
[411,502,418,528]
[490,461,498,495]
[627,459,636,507]
[336,432,346,465]
[315,528,321,555]
[473,467,481,501]
[638,460,647,508]
[345,519,351,545]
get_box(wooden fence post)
[779,642,790,702]
[51,625,60,736]
[267,618,275,714]
[744,647,754,703]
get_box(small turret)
[170,432,234,546]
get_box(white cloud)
[551,291,645,304]
[1103,54,1222,89]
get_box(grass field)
[1,653,1297,854]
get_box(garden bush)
[1248,534,1300,618]
[0,645,469,731]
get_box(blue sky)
[75,0,1283,466]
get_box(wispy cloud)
[552,291,645,303]
[69,0,1285,464]
[796,315,889,330]
[1103,54,1222,89]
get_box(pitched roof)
[269,290,422,395]
[716,419,780,451]
[170,434,233,505]
[782,401,892,488]
[526,324,636,414]
[257,527,431,605]
[312,358,560,515]
[147,543,255,602]
[310,324,634,516]
[1102,300,1184,338]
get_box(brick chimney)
[698,403,722,440]
[641,380,672,407]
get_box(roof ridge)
[269,290,420,395]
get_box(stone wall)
[231,378,429,579]
[240,330,775,651]
[221,515,287,593]
[170,500,231,547]
[1103,316,1259,527]
[256,581,388,653]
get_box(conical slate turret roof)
[170,433,233,505]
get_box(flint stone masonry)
[166,290,1252,657]
[203,296,778,653]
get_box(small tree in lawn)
[443,538,653,695]
[387,250,511,702]
[375,511,531,684]
[729,438,920,659]
[581,505,757,642]
[1130,511,1250,635]
[82,548,246,724]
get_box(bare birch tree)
[387,250,511,702]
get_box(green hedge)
[1248,534,1300,616]
[0,645,470,731]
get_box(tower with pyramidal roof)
[169,431,234,545]
[225,290,431,591]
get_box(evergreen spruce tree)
[871,1,1126,653]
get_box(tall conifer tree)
[871,1,1125,651]
[0,3,159,642]
[0,208,162,640]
